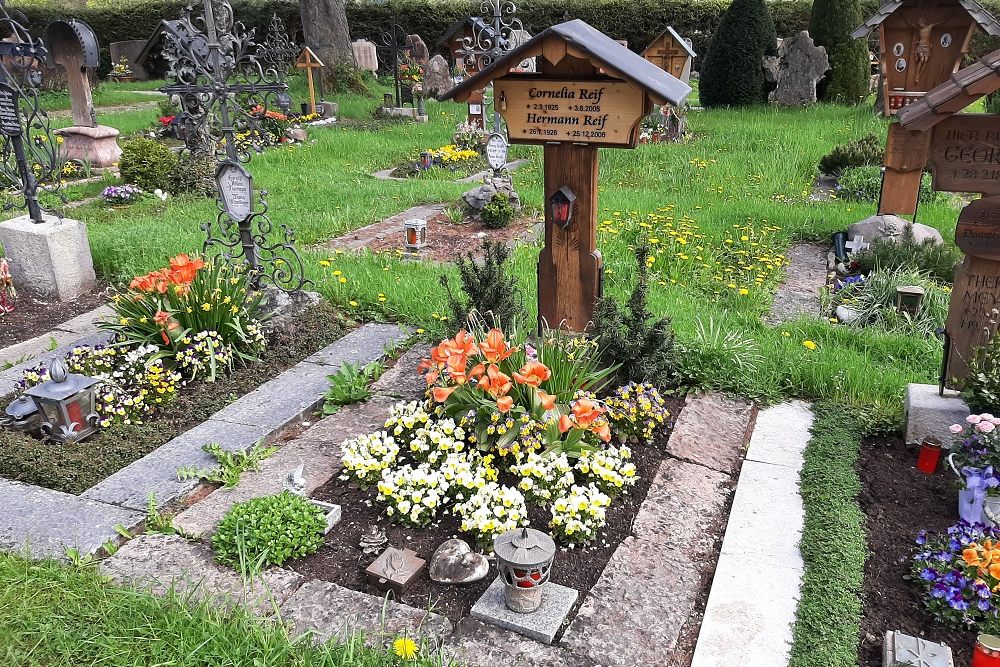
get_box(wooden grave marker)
[296,46,324,116]
[439,20,690,331]
[641,26,695,84]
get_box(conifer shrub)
[699,0,777,107]
[809,0,869,103]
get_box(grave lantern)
[974,634,1000,667]
[895,285,925,317]
[0,394,38,431]
[403,218,427,252]
[549,187,576,231]
[493,527,556,613]
[383,92,394,108]
[419,151,433,170]
[23,357,100,443]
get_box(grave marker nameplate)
[929,115,1000,195]
[494,79,646,147]
[0,83,21,137]
[216,161,253,222]
[956,197,1000,259]
[886,123,931,172]
[485,133,508,170]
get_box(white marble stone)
[0,213,96,301]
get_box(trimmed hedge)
[11,0,1000,76]
[699,0,776,107]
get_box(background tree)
[298,0,354,88]
[809,0,870,103]
[699,0,777,107]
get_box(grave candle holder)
[384,92,394,108]
[493,527,555,613]
[403,218,427,252]
[549,186,576,230]
[419,151,433,170]
[0,394,38,431]
[22,357,100,443]
[974,634,1000,667]
[916,436,943,474]
[896,285,925,317]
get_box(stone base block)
[319,100,339,117]
[55,125,122,168]
[471,576,577,645]
[382,107,428,123]
[0,213,96,301]
[309,499,342,534]
[905,383,970,445]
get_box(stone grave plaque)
[216,161,253,222]
[930,115,1000,195]
[956,197,1000,259]
[485,133,508,170]
[0,83,21,137]
[364,547,425,596]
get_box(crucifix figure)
[845,235,870,254]
[904,16,942,84]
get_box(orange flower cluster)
[250,105,288,121]
[129,254,205,295]
[419,329,556,414]
[963,540,1000,586]
[154,309,180,345]
[559,396,611,443]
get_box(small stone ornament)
[285,464,307,495]
[364,546,425,596]
[359,525,388,555]
[429,538,490,585]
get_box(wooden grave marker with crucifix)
[439,20,690,331]
[296,46,324,116]
[641,26,695,84]
[895,49,1000,385]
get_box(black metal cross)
[377,18,412,109]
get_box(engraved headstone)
[405,34,429,64]
[485,133,508,170]
[423,54,453,97]
[352,39,378,72]
[216,161,253,222]
[765,31,829,107]
[0,83,21,137]
[364,546,425,596]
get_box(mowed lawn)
[41,87,960,426]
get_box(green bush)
[838,165,938,205]
[212,491,327,573]
[810,0,869,103]
[853,225,961,283]
[168,150,217,197]
[699,0,777,107]
[480,192,515,229]
[442,238,525,332]
[118,137,178,192]
[817,133,883,175]
[963,332,1000,413]
[591,245,680,387]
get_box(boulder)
[847,214,944,246]
[462,177,522,213]
[423,54,453,97]
[406,34,429,64]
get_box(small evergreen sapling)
[442,238,525,332]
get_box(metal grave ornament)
[364,546,426,596]
[261,13,298,77]
[376,9,413,109]
[0,83,20,136]
[485,132,508,171]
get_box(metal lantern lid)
[4,394,38,420]
[24,358,100,402]
[493,527,555,568]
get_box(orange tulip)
[478,364,512,398]
[154,310,172,327]
[593,422,612,443]
[570,397,606,429]
[538,390,557,411]
[446,354,472,385]
[432,386,458,403]
[497,396,514,413]
[514,361,551,387]
[444,330,475,359]
[478,328,516,364]
[558,414,574,434]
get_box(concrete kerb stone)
[370,344,430,401]
[905,382,971,445]
[0,479,144,559]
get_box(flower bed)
[0,256,350,494]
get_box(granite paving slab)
[665,392,756,475]
[471,576,578,645]
[173,397,398,538]
[0,479,143,559]
[765,243,828,324]
[561,540,703,665]
[101,533,303,614]
[278,579,453,648]
[370,344,430,401]
[445,618,597,667]
[208,360,332,430]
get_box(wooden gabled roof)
[438,20,691,107]
[852,0,1000,39]
[896,48,1000,130]
[643,26,696,58]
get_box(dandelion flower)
[393,636,418,660]
[802,340,817,351]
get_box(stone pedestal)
[471,576,578,645]
[904,383,970,445]
[318,101,338,117]
[0,213,96,301]
[55,125,122,168]
[382,107,428,123]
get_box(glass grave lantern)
[23,358,100,443]
[493,527,556,613]
[403,218,427,253]
[896,285,925,318]
[1,394,38,432]
[383,92,394,108]
[419,151,434,170]
[549,186,577,230]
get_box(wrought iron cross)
[457,0,522,136]
[260,13,298,77]
[376,13,412,109]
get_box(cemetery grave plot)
[855,434,975,667]
[0,284,107,349]
[290,393,687,625]
[0,300,351,494]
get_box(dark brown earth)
[857,434,975,666]
[366,210,539,263]
[0,285,109,349]
[290,397,686,627]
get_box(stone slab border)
[0,303,113,370]
[0,323,411,560]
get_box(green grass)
[40,81,164,114]
[25,80,960,426]
[788,402,866,667]
[0,553,448,666]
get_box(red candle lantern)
[22,358,100,443]
[916,436,943,474]
[549,186,577,231]
[973,634,1000,667]
[494,527,556,613]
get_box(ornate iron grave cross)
[160,0,307,293]
[260,13,298,78]
[0,4,63,223]
[375,8,412,109]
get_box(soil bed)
[857,434,973,666]
[0,285,109,350]
[367,210,540,263]
[290,397,685,629]
[0,302,350,495]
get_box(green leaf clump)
[322,361,383,414]
[212,491,327,573]
[118,136,178,192]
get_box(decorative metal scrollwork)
[260,14,298,78]
[457,1,522,72]
[377,17,412,109]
